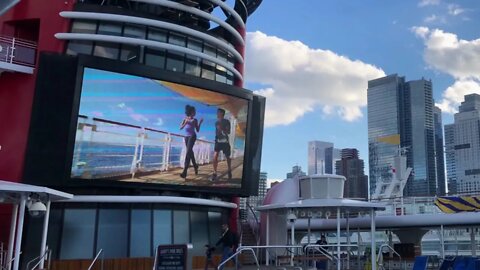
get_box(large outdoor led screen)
[71,68,249,189]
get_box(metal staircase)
[241,222,259,265]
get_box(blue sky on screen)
[243,0,480,181]
[78,68,246,148]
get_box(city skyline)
[246,0,480,180]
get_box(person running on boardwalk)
[212,108,232,181]
[179,105,203,178]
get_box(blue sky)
[243,0,480,181]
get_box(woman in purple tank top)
[179,105,203,178]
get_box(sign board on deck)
[155,244,187,270]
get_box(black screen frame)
[24,53,263,197]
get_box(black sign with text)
[155,244,187,270]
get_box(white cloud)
[91,111,104,118]
[245,31,385,127]
[424,14,437,23]
[130,113,149,122]
[116,102,149,123]
[436,79,480,113]
[418,0,440,7]
[412,26,480,113]
[412,26,430,39]
[448,4,465,16]
[423,14,446,24]
[154,117,164,126]
[267,178,283,188]
[411,27,480,79]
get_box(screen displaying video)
[71,68,249,189]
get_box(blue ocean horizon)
[71,141,182,178]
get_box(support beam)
[12,196,26,270]
[370,209,376,270]
[337,207,341,270]
[6,204,18,270]
[347,213,350,270]
[307,218,311,244]
[39,200,51,269]
[291,218,295,267]
[470,227,476,256]
[440,225,445,259]
[266,211,269,266]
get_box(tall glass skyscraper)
[368,74,437,197]
[368,75,405,195]
[308,141,340,175]
[434,106,447,195]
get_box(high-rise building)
[445,124,457,194]
[286,165,306,179]
[368,74,437,197]
[241,172,268,220]
[434,106,446,195]
[368,75,405,195]
[248,172,268,207]
[308,141,340,175]
[453,94,480,194]
[335,149,368,199]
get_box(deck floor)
[121,157,244,188]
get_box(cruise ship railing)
[0,35,37,67]
[370,196,443,216]
[87,249,104,270]
[245,202,261,256]
[376,244,404,270]
[0,252,21,270]
[217,247,260,270]
[152,247,158,270]
[26,248,51,270]
[73,116,240,179]
[0,242,3,270]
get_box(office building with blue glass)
[368,74,439,197]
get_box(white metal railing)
[0,242,4,270]
[376,244,405,270]
[246,202,260,246]
[216,247,260,270]
[87,249,104,270]
[152,247,158,270]
[72,115,241,179]
[0,252,21,270]
[26,248,51,270]
[369,196,443,216]
[304,244,338,262]
[0,35,36,67]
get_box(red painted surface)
[233,25,246,87]
[230,24,246,232]
[0,0,74,244]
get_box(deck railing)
[72,115,242,179]
[0,35,36,67]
